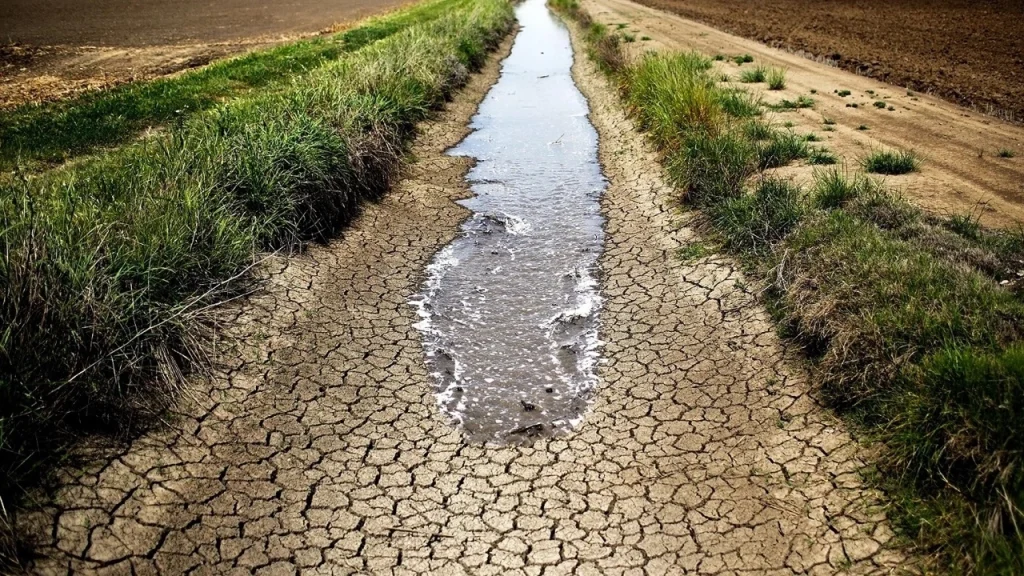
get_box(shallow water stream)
[412,0,605,443]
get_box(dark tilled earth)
[633,0,1024,122]
[0,0,410,46]
[0,0,410,108]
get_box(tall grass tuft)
[624,52,720,149]
[766,67,786,90]
[739,65,768,83]
[666,131,755,204]
[862,148,920,175]
[711,176,804,254]
[812,166,873,209]
[756,130,809,169]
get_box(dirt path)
[585,0,1024,229]
[15,15,910,575]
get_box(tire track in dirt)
[14,14,913,575]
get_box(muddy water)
[412,0,606,444]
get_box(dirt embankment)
[0,0,411,108]
[584,0,1024,228]
[632,0,1024,123]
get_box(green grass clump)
[947,212,982,240]
[678,242,713,261]
[743,119,773,141]
[739,65,768,83]
[711,177,804,254]
[0,0,467,173]
[807,147,837,165]
[862,148,920,175]
[874,100,887,109]
[779,211,1024,401]
[837,89,851,97]
[766,67,786,90]
[887,345,1024,571]
[667,130,754,204]
[771,95,814,110]
[756,130,809,169]
[733,54,754,65]
[0,0,514,551]
[718,89,761,118]
[999,148,1016,158]
[811,167,873,209]
[624,51,720,148]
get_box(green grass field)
[552,0,1024,571]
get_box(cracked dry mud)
[16,16,913,576]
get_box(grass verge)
[552,0,1024,571]
[0,0,514,566]
[0,0,470,173]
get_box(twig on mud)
[760,495,803,518]
[370,526,456,540]
[765,248,789,295]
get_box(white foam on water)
[408,0,607,443]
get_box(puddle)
[411,0,605,444]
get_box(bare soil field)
[0,0,410,108]
[583,0,1024,228]
[632,0,1024,123]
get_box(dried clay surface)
[15,22,915,576]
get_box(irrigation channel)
[412,0,606,443]
[17,0,912,570]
